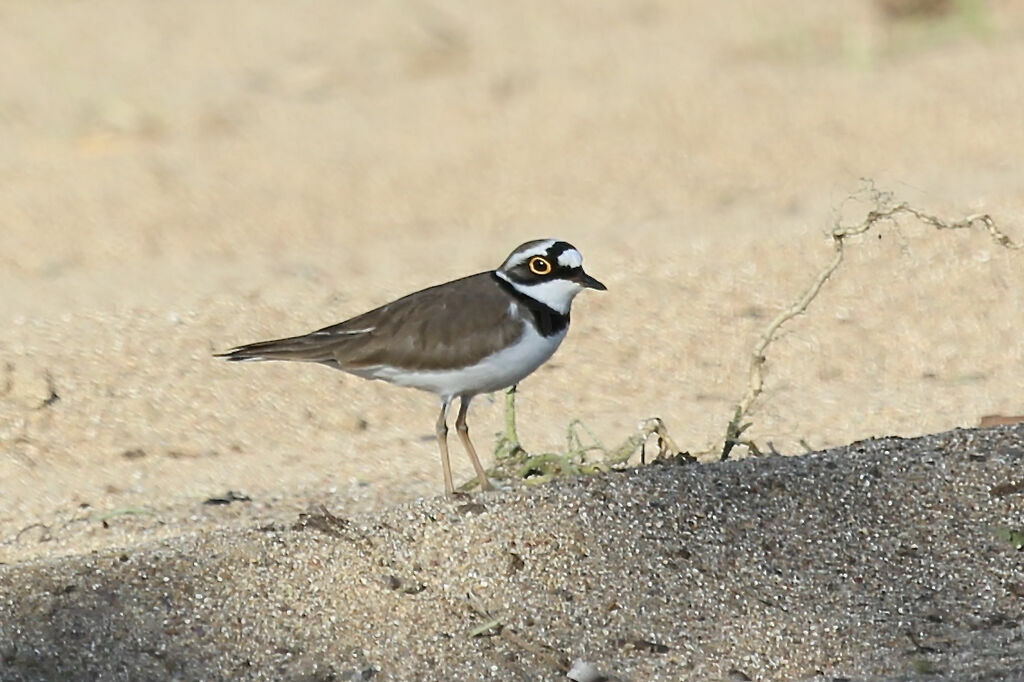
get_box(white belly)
[365,323,566,400]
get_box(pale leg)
[436,399,455,496]
[455,395,493,491]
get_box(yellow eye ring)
[528,256,552,275]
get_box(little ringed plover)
[217,239,605,495]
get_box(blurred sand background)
[2,0,1024,563]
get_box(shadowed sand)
[2,425,1023,680]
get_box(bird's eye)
[528,256,552,275]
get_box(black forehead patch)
[544,241,574,260]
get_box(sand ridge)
[3,426,1024,680]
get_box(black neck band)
[491,272,570,337]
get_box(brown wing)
[217,272,525,371]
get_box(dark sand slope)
[2,425,1023,682]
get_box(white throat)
[495,270,582,315]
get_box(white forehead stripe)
[505,240,557,268]
[557,249,582,269]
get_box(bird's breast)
[361,320,566,399]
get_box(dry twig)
[721,185,1021,460]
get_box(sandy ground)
[3,425,1024,680]
[2,1,1024,679]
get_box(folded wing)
[216,273,525,371]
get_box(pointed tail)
[215,332,340,364]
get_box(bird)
[216,239,605,496]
